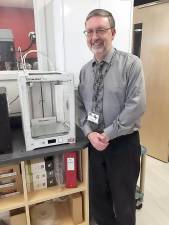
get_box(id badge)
[87,112,99,124]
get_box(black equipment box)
[0,87,12,154]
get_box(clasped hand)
[88,132,109,151]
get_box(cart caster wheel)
[136,203,143,209]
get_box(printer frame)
[18,71,76,151]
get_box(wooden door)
[134,3,169,162]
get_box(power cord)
[22,49,56,71]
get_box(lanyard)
[92,49,116,79]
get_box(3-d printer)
[18,71,75,151]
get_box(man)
[78,9,146,225]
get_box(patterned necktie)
[90,61,105,132]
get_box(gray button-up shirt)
[77,48,146,140]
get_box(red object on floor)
[64,151,77,188]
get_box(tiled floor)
[136,156,169,225]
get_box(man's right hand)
[87,132,109,151]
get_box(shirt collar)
[92,48,116,67]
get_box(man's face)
[85,16,116,61]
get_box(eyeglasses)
[83,27,113,37]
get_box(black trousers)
[89,131,141,225]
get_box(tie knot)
[96,61,104,71]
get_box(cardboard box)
[33,178,47,190]
[69,193,83,224]
[32,171,47,182]
[30,158,46,173]
[0,177,16,186]
[10,213,27,225]
[0,164,23,194]
[25,160,47,191]
[0,181,17,192]
[0,165,19,178]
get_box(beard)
[91,46,105,55]
[91,44,107,61]
[91,41,105,55]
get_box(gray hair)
[85,9,115,28]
